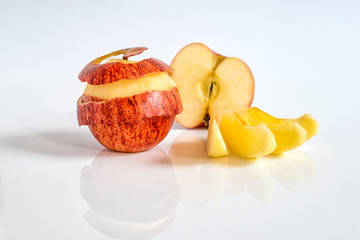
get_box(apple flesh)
[77,47,183,152]
[220,111,276,158]
[83,72,176,99]
[170,43,254,128]
[236,107,318,141]
[225,107,317,156]
[266,122,307,155]
[206,117,228,158]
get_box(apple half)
[170,43,254,128]
[77,47,183,152]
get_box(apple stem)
[123,56,128,60]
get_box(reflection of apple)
[225,158,274,205]
[80,148,181,239]
[169,130,316,206]
[77,47,182,152]
[265,151,316,191]
[168,130,211,206]
[0,171,9,239]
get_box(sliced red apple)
[77,48,183,152]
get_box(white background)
[0,0,360,239]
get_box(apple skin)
[89,116,175,152]
[77,88,182,152]
[77,47,182,152]
[78,88,182,125]
[79,49,173,85]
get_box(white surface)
[0,0,360,239]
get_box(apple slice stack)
[77,47,183,152]
[170,43,318,159]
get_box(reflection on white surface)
[169,130,316,206]
[0,170,9,240]
[80,148,181,240]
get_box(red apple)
[77,47,182,152]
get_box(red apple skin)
[77,88,183,152]
[89,116,175,152]
[77,88,182,125]
[79,58,173,85]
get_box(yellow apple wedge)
[236,108,308,155]
[241,107,319,141]
[266,123,307,155]
[290,114,319,140]
[219,112,276,159]
[206,117,228,158]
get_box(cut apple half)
[219,111,276,159]
[170,43,254,128]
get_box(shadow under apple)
[0,129,102,158]
[80,147,182,240]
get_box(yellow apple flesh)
[84,58,176,99]
[206,117,228,158]
[237,107,318,141]
[266,122,307,155]
[84,72,176,99]
[236,108,309,155]
[170,43,254,128]
[220,111,276,158]
[208,57,254,118]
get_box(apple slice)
[240,107,319,141]
[220,111,276,158]
[206,117,228,158]
[170,43,254,128]
[290,114,319,140]
[266,122,307,155]
[236,107,318,154]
